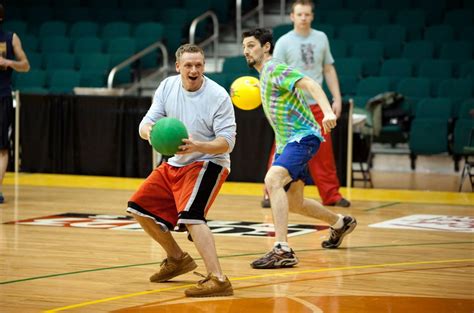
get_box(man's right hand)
[322,112,337,134]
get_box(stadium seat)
[48,70,81,94]
[443,9,473,31]
[43,53,76,70]
[94,8,124,23]
[402,40,435,62]
[397,78,432,115]
[317,0,344,10]
[351,41,384,76]
[358,10,390,31]
[102,22,132,39]
[424,25,455,49]
[380,58,413,84]
[39,21,67,37]
[14,69,48,94]
[330,40,348,58]
[346,0,378,10]
[375,25,407,58]
[26,52,43,70]
[313,24,335,39]
[338,24,370,44]
[334,58,363,78]
[356,77,392,97]
[76,53,111,73]
[437,79,473,115]
[439,41,473,68]
[73,36,103,54]
[384,0,412,11]
[338,75,359,96]
[418,59,453,92]
[3,20,28,37]
[69,21,99,38]
[325,10,357,26]
[409,118,449,169]
[40,36,71,53]
[395,9,426,40]
[61,7,91,23]
[414,98,452,118]
[124,9,156,23]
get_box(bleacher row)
[11,21,169,92]
[9,0,241,92]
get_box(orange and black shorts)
[127,161,228,232]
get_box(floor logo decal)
[5,213,328,238]
[369,214,474,233]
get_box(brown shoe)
[185,272,234,297]
[149,252,197,282]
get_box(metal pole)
[346,99,354,188]
[14,90,20,173]
[258,0,264,27]
[236,0,242,44]
[280,0,286,23]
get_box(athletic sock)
[332,214,344,229]
[274,241,291,252]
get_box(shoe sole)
[150,260,198,282]
[322,220,357,249]
[251,259,298,269]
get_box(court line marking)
[287,296,323,313]
[1,241,472,285]
[44,258,474,312]
[364,202,401,211]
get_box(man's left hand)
[332,98,342,119]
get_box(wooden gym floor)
[0,173,473,312]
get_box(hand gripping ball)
[150,117,188,156]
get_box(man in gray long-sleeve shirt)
[127,44,236,297]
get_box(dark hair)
[0,4,4,21]
[242,28,274,54]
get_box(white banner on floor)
[369,214,474,233]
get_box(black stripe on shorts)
[179,161,224,222]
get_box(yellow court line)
[5,172,474,206]
[44,258,474,312]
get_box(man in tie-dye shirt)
[242,28,356,269]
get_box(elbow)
[18,62,30,72]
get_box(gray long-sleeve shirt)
[140,75,237,169]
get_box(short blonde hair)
[291,0,314,12]
[175,44,205,61]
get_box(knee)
[131,213,152,227]
[264,171,284,193]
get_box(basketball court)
[1,173,473,312]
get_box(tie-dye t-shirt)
[260,59,323,154]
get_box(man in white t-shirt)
[262,0,350,208]
[127,44,236,297]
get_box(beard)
[246,58,256,68]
